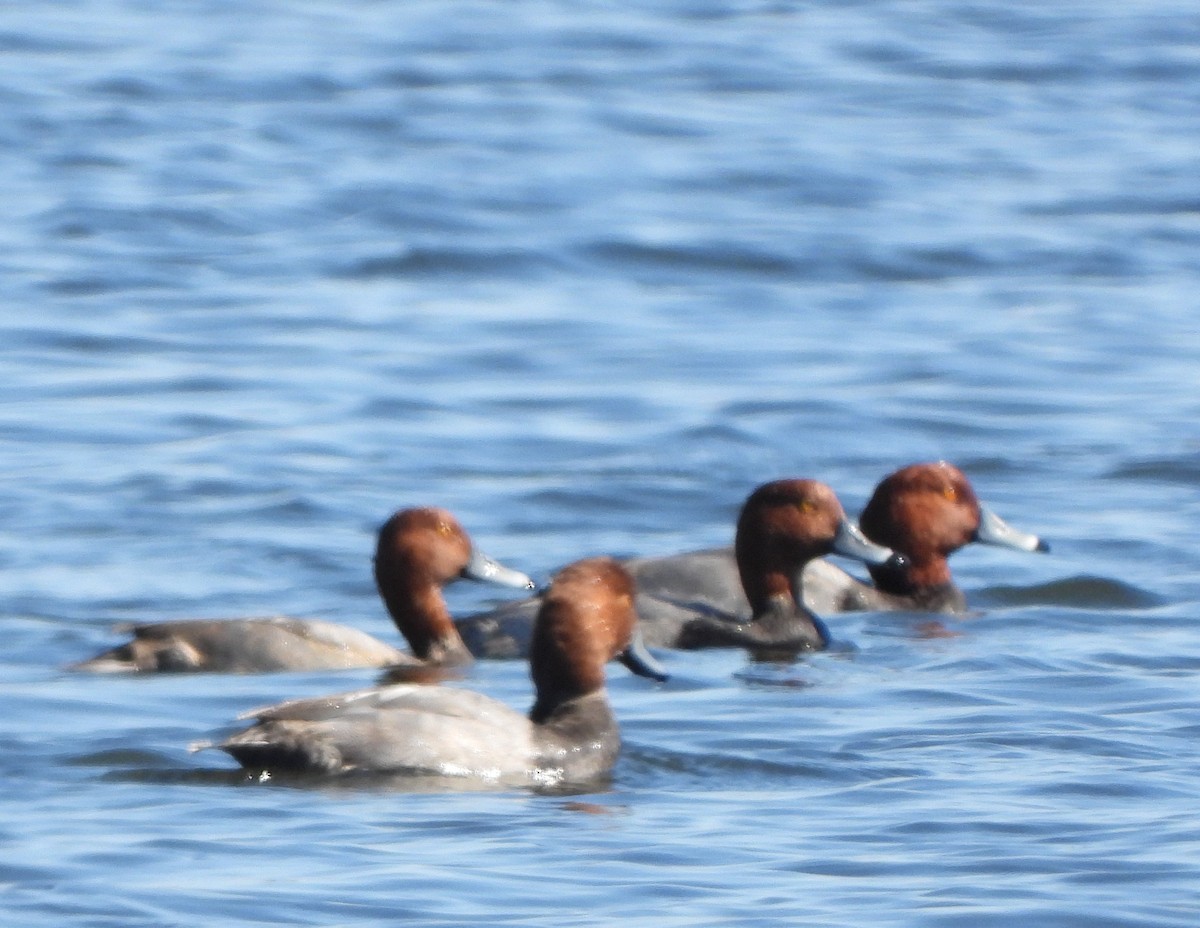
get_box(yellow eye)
[798,500,816,514]
[436,521,454,536]
[942,486,957,501]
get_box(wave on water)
[977,575,1163,610]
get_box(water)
[4,0,1200,924]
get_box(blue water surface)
[3,1,1200,925]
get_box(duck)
[208,556,668,784]
[72,507,535,674]
[802,461,1048,613]
[457,464,1048,655]
[456,478,901,657]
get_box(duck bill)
[461,548,537,589]
[975,507,1049,553]
[831,518,895,566]
[618,627,669,682]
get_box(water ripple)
[5,0,1200,925]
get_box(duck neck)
[383,581,471,664]
[529,688,614,733]
[530,691,621,784]
[750,594,830,650]
[528,628,606,725]
[736,546,831,647]
[737,557,799,618]
[868,554,953,597]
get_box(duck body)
[220,686,621,784]
[800,559,966,614]
[76,617,411,674]
[456,463,1049,655]
[214,557,667,784]
[457,547,748,657]
[73,507,534,674]
[459,479,899,657]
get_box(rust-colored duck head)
[859,461,1047,596]
[373,507,534,664]
[528,557,667,724]
[735,479,898,617]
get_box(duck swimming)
[209,556,668,784]
[456,478,900,657]
[72,507,534,674]
[457,464,1046,655]
[802,461,1048,613]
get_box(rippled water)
[4,1,1200,925]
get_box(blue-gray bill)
[619,626,669,682]
[975,507,1049,554]
[831,518,897,566]
[462,549,537,589]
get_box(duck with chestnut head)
[72,507,534,674]
[208,557,667,786]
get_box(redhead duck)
[457,465,1048,654]
[209,557,668,783]
[72,508,534,674]
[802,461,1048,613]
[456,479,900,657]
